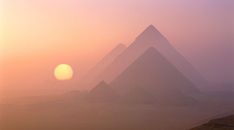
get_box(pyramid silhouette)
[96,25,205,88]
[86,81,117,102]
[111,47,198,105]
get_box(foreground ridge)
[190,115,234,130]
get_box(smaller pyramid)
[86,81,117,102]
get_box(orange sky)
[1,0,233,100]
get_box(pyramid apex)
[135,24,164,42]
[145,24,158,31]
[147,24,156,29]
[98,80,108,86]
[115,43,126,49]
[90,81,110,93]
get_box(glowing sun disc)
[54,64,74,80]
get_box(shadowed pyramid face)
[111,47,198,105]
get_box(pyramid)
[94,25,205,88]
[111,47,198,105]
[86,81,117,102]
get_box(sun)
[54,64,74,81]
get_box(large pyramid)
[93,25,205,88]
[111,47,198,105]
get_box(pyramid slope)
[79,43,126,89]
[96,25,205,87]
[111,47,198,104]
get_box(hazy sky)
[1,0,233,99]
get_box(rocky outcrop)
[190,115,234,130]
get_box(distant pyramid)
[94,25,205,88]
[111,47,197,105]
[86,81,117,102]
[79,44,126,89]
